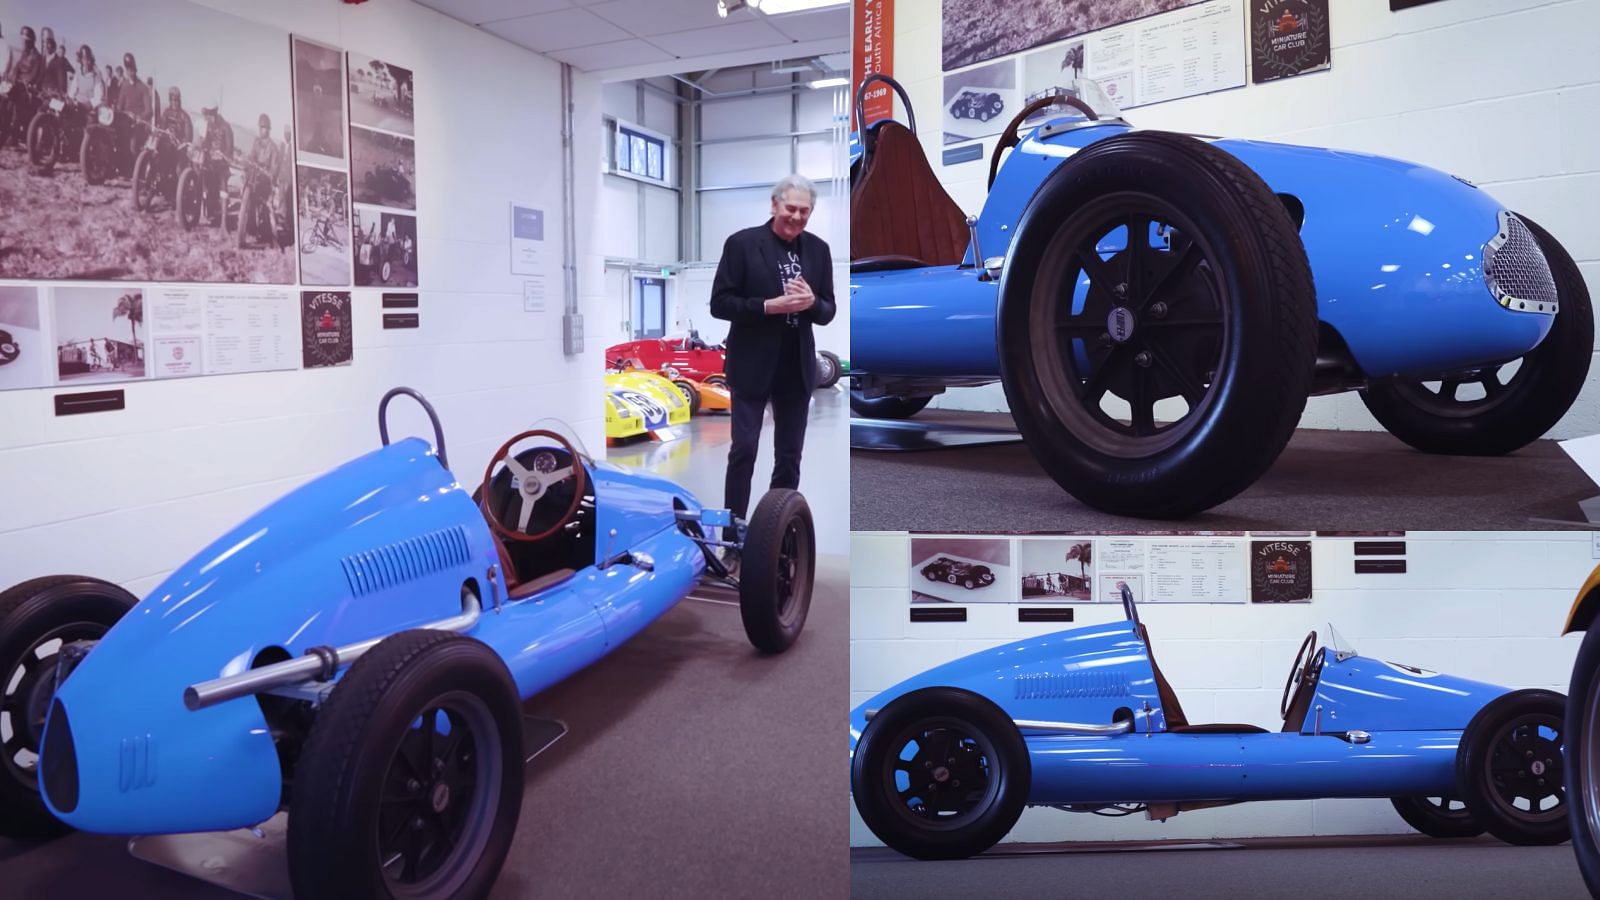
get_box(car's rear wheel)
[288,629,524,899]
[1361,216,1592,456]
[1390,796,1484,839]
[850,390,932,420]
[816,351,842,389]
[672,379,701,416]
[738,489,815,654]
[1457,688,1570,846]
[853,686,1029,860]
[0,575,138,840]
[996,131,1316,518]
[1566,624,1600,892]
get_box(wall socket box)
[563,313,584,355]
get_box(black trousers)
[724,346,811,529]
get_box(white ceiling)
[415,0,851,81]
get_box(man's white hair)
[771,173,817,205]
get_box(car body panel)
[1564,561,1600,633]
[608,337,727,384]
[604,369,692,439]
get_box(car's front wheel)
[996,131,1316,518]
[288,628,524,899]
[1566,625,1600,891]
[738,489,815,654]
[850,390,932,420]
[1389,795,1484,839]
[1456,688,1570,846]
[1361,215,1592,456]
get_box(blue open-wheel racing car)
[849,74,1593,518]
[0,388,814,898]
[850,587,1567,860]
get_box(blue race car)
[850,587,1567,860]
[849,74,1593,518]
[0,388,815,898]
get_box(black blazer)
[709,221,837,394]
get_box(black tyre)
[852,686,1029,860]
[1361,216,1593,455]
[382,259,394,283]
[0,575,139,840]
[1390,796,1484,839]
[1566,623,1600,893]
[850,390,932,420]
[816,351,842,389]
[738,489,815,654]
[80,130,109,186]
[672,379,701,416]
[176,168,201,229]
[0,330,18,366]
[131,150,156,211]
[26,113,56,173]
[287,629,524,899]
[1457,688,1570,846]
[705,374,728,389]
[996,131,1316,518]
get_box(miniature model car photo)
[1561,566,1600,895]
[851,588,1567,860]
[949,89,1004,123]
[605,366,692,441]
[0,329,18,366]
[920,556,995,590]
[0,388,815,897]
[849,74,1593,518]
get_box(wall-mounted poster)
[510,204,544,276]
[0,286,50,391]
[1146,538,1248,602]
[53,287,147,385]
[297,166,351,285]
[0,0,294,284]
[347,53,414,137]
[942,58,1018,145]
[852,0,895,128]
[352,206,418,287]
[1018,538,1095,601]
[350,127,416,210]
[1251,540,1313,603]
[292,35,346,167]
[1251,0,1330,84]
[300,290,352,368]
[942,0,1205,71]
[1020,39,1086,122]
[910,537,1013,603]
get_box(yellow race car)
[605,368,692,441]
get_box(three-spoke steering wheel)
[480,429,587,543]
[987,92,1101,189]
[1280,630,1323,721]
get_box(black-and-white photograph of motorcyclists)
[347,52,412,137]
[52,286,146,384]
[298,164,349,286]
[0,0,295,283]
[350,125,414,211]
[352,205,417,288]
[291,35,343,166]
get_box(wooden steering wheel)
[987,92,1101,190]
[480,429,587,543]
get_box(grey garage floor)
[851,408,1597,533]
[851,834,1590,899]
[0,390,851,899]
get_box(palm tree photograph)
[1019,538,1095,600]
[53,287,148,384]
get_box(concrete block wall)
[881,0,1600,438]
[849,529,1597,845]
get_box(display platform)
[850,415,1023,451]
[850,409,1596,532]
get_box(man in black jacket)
[710,174,836,551]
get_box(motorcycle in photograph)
[235,159,287,249]
[130,127,189,212]
[175,147,231,231]
[24,92,89,175]
[81,106,147,185]
[0,79,40,148]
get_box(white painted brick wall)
[849,530,1597,846]
[883,0,1600,438]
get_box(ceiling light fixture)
[757,0,848,13]
[717,0,751,17]
[808,76,849,89]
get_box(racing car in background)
[849,73,1592,518]
[605,366,692,441]
[948,90,1004,123]
[607,330,844,392]
[920,556,995,590]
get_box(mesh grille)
[1014,670,1130,700]
[1485,211,1559,313]
[341,525,471,597]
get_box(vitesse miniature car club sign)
[1251,0,1331,84]
[301,291,353,368]
[1251,540,1313,603]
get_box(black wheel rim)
[1391,357,1532,419]
[1028,192,1229,457]
[677,384,694,405]
[1484,711,1565,823]
[1,621,108,792]
[878,716,1001,832]
[377,690,502,896]
[1416,796,1474,821]
[773,517,812,624]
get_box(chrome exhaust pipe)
[861,709,1134,737]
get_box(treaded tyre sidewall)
[1389,796,1484,839]
[1456,687,1570,846]
[817,351,842,389]
[850,390,932,420]
[1566,625,1600,891]
[851,686,1029,860]
[1360,216,1593,456]
[738,489,815,654]
[288,629,524,900]
[672,379,701,416]
[996,131,1316,519]
[0,575,138,841]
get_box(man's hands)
[763,274,816,315]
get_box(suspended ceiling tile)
[765,8,850,43]
[648,18,790,56]
[586,0,731,36]
[481,8,632,53]
[416,0,579,26]
[546,38,677,72]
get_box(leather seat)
[850,121,970,268]
[1139,624,1269,735]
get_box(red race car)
[607,331,728,386]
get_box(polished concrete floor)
[851,408,1596,533]
[852,834,1590,899]
[0,389,851,898]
